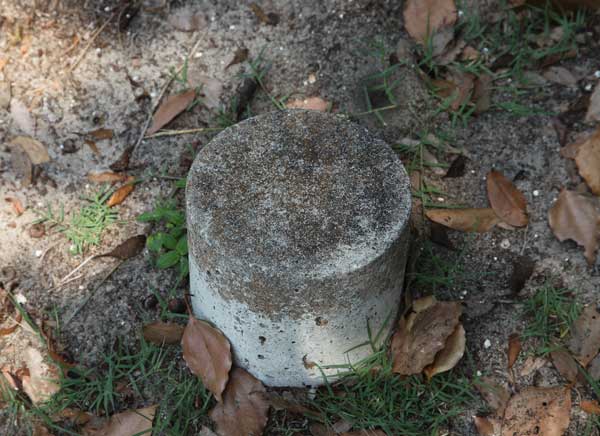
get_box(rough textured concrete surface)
[186,109,411,386]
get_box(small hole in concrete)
[315,317,328,326]
[257,354,265,359]
[206,270,211,276]
[259,336,266,344]
[215,269,220,274]
[294,288,299,293]
[291,341,296,344]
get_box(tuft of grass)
[243,48,288,110]
[521,283,581,354]
[311,348,476,435]
[35,188,119,255]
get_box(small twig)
[58,254,97,284]
[144,127,222,139]
[66,12,116,73]
[132,35,205,154]
[63,261,123,326]
[520,225,530,256]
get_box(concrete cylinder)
[186,110,411,387]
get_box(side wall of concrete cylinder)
[189,226,410,387]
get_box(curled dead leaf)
[209,368,269,436]
[5,197,25,216]
[548,189,600,265]
[424,323,465,378]
[391,296,462,375]
[475,377,510,417]
[425,208,500,232]
[581,399,600,415]
[574,127,600,195]
[550,348,579,383]
[87,128,114,141]
[486,170,528,227]
[182,316,232,402]
[143,321,184,345]
[21,347,61,404]
[507,333,521,369]
[87,172,129,183]
[106,177,135,207]
[403,0,457,44]
[568,305,600,367]
[286,97,330,112]
[473,416,501,436]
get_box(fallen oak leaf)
[581,399,600,415]
[550,348,579,383]
[182,316,232,402]
[501,386,571,436]
[87,172,129,183]
[5,197,25,216]
[486,170,528,227]
[286,97,330,112]
[391,296,462,375]
[98,235,146,260]
[87,128,114,140]
[403,0,457,44]
[567,305,600,367]
[83,405,157,436]
[475,377,510,417]
[143,321,184,345]
[548,189,600,265]
[423,323,466,379]
[209,368,269,436]
[107,177,135,207]
[507,333,521,369]
[473,416,501,436]
[425,208,500,232]
[10,136,50,164]
[574,126,600,195]
[146,89,196,136]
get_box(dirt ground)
[1,0,600,435]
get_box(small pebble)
[308,73,317,84]
[476,370,482,377]
[533,190,540,197]
[29,223,45,239]
[594,70,600,78]
[34,249,43,257]
[483,339,492,349]
[500,239,510,249]
[585,83,593,91]
[15,293,27,304]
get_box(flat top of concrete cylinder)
[186,109,410,278]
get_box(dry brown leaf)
[226,48,249,70]
[143,321,184,345]
[10,136,50,165]
[87,172,128,183]
[425,208,500,232]
[586,82,600,123]
[391,297,462,375]
[581,399,600,415]
[548,189,600,265]
[473,74,493,114]
[286,97,330,112]
[520,355,547,376]
[424,324,465,378]
[107,178,135,207]
[146,89,196,135]
[87,128,114,140]
[431,72,474,111]
[473,416,501,436]
[99,235,146,260]
[21,347,60,404]
[84,405,157,436]
[10,140,33,185]
[568,305,600,367]
[574,127,600,195]
[502,386,571,436]
[543,66,577,87]
[84,140,100,156]
[209,368,269,436]
[5,197,25,216]
[403,0,457,44]
[486,170,528,227]
[182,316,232,402]
[550,348,579,383]
[476,377,510,417]
[507,333,521,369]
